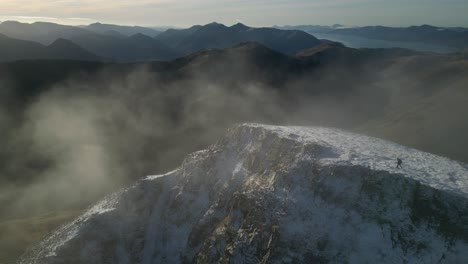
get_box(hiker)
[396,158,403,169]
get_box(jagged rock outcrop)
[20,124,468,263]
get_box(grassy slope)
[356,55,468,162]
[0,210,81,264]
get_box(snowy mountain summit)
[21,124,468,263]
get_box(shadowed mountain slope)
[69,33,182,62]
[0,34,100,62]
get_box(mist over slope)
[1,42,467,262]
[1,43,467,215]
[19,124,468,263]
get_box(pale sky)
[0,0,467,27]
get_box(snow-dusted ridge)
[20,124,468,264]
[246,124,468,198]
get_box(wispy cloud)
[2,15,59,20]
[0,15,95,25]
[67,17,93,21]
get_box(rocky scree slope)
[20,124,468,263]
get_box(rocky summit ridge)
[20,124,468,264]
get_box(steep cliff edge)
[20,124,468,263]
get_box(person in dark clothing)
[396,158,403,169]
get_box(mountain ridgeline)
[155,22,321,55]
[0,21,322,62]
[2,21,467,63]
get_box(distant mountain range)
[277,24,468,50]
[155,22,322,55]
[1,21,467,62]
[0,21,178,62]
[0,21,92,45]
[0,21,323,62]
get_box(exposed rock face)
[20,124,468,264]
